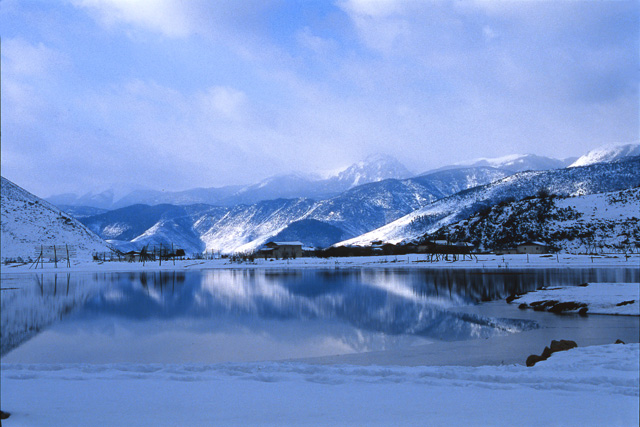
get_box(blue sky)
[1,0,638,196]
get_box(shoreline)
[2,253,639,276]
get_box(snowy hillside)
[1,177,113,261]
[198,199,316,254]
[78,167,507,254]
[569,143,640,168]
[338,157,640,247]
[424,187,640,253]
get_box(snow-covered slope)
[338,157,640,247]
[198,198,316,254]
[424,187,640,253]
[569,143,640,168]
[1,177,113,261]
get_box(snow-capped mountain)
[1,177,113,261]
[426,154,572,174]
[337,157,640,247]
[78,167,508,254]
[46,155,414,210]
[569,143,640,168]
[46,189,116,210]
[329,154,413,188]
[423,187,640,253]
[46,183,150,210]
[111,186,242,210]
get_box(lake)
[1,267,638,364]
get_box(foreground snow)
[512,283,640,316]
[1,344,638,426]
[2,253,639,275]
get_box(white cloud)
[71,0,195,37]
[1,0,637,196]
[198,87,248,121]
[339,0,404,18]
[2,38,66,76]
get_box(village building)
[258,241,304,259]
[501,241,550,255]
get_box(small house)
[516,241,550,254]
[259,241,304,259]
[501,241,550,255]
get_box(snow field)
[1,344,638,426]
[513,282,640,316]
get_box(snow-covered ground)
[2,253,638,275]
[512,283,640,316]
[1,344,638,426]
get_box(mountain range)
[3,144,638,260]
[48,154,414,210]
[78,166,511,255]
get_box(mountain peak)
[335,154,413,187]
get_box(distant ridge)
[47,154,414,209]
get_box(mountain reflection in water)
[2,268,637,363]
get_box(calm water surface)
[1,268,637,364]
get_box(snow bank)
[1,344,638,426]
[513,283,640,315]
[2,253,639,275]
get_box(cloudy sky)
[2,0,638,197]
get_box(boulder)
[506,294,518,303]
[548,301,587,314]
[615,300,635,307]
[526,340,578,367]
[526,354,547,367]
[549,340,577,353]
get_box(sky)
[1,0,638,197]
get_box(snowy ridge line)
[1,177,114,261]
[2,344,638,396]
